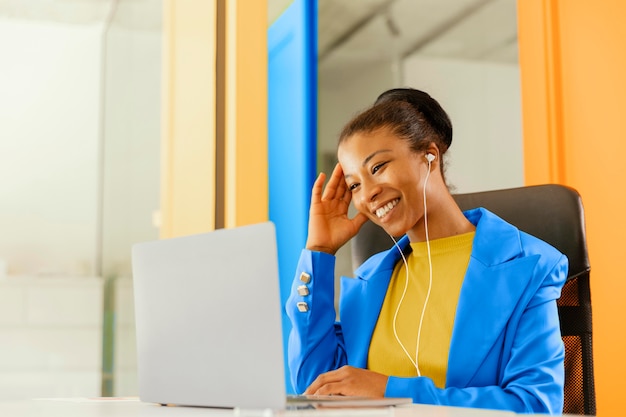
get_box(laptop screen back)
[132,222,286,409]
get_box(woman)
[286,88,567,414]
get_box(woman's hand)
[306,163,368,255]
[303,366,388,398]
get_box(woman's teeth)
[376,199,399,218]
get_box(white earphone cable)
[416,158,434,374]
[388,156,434,376]
[389,235,416,372]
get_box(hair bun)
[374,88,453,150]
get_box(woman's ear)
[425,142,440,163]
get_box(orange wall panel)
[225,0,268,227]
[519,1,626,414]
[162,0,269,235]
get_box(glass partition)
[0,1,160,399]
[100,0,162,396]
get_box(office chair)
[351,184,596,415]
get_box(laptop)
[132,222,412,410]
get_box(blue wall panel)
[268,0,317,395]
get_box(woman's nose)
[360,179,381,204]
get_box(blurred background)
[0,0,522,401]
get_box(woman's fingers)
[303,368,341,395]
[304,366,388,398]
[304,366,354,396]
[310,172,326,204]
[332,164,348,201]
[321,163,346,201]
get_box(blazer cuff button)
[299,272,311,284]
[297,285,310,296]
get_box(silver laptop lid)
[132,222,286,409]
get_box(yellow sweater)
[368,232,475,388]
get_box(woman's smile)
[375,198,400,219]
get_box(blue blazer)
[286,208,567,414]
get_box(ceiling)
[2,0,518,69]
[0,0,161,31]
[270,0,518,74]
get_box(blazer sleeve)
[385,253,567,414]
[285,249,348,393]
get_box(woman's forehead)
[339,129,407,155]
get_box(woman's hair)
[374,88,453,152]
[338,88,453,182]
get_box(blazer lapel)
[446,208,540,387]
[339,237,410,368]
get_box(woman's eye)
[372,162,387,174]
[349,183,359,192]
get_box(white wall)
[0,17,106,400]
[0,19,102,277]
[403,55,523,194]
[0,276,103,400]
[0,12,161,280]
[318,62,397,166]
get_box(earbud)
[425,153,435,162]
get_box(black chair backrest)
[351,184,596,415]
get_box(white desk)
[0,397,523,417]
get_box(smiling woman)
[285,88,568,415]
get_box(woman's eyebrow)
[343,149,392,180]
[362,149,391,167]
